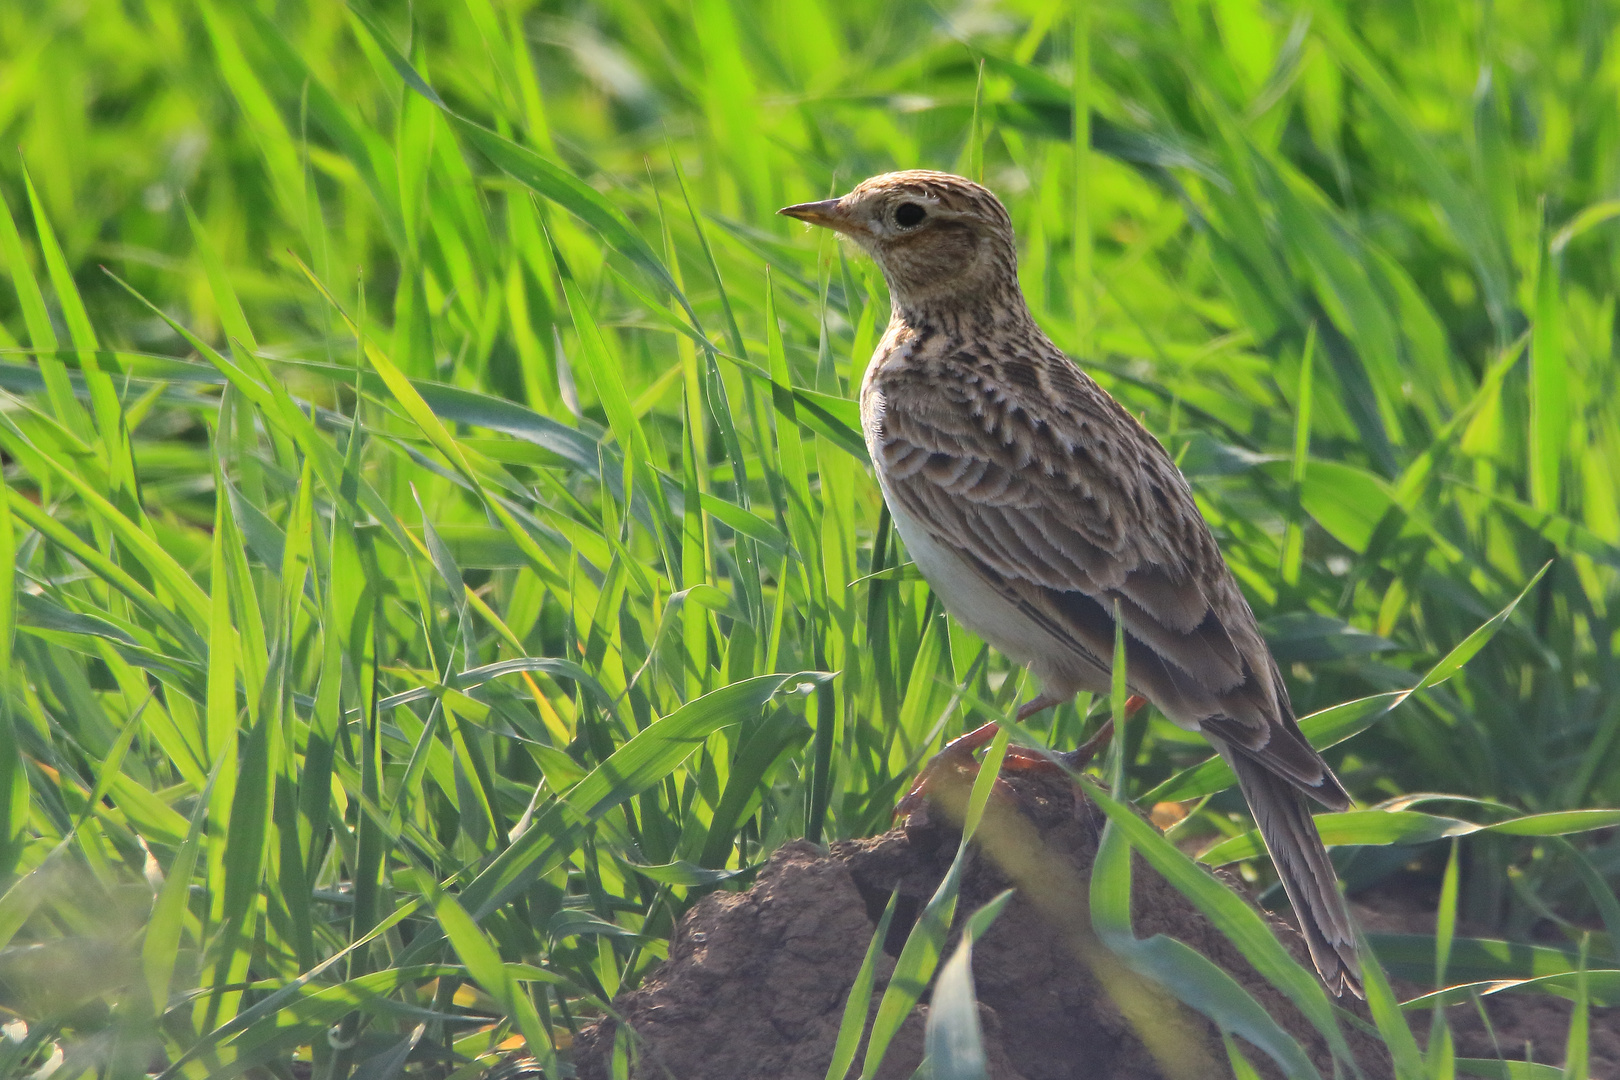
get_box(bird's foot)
[1053,715,1116,773]
[894,702,1146,819]
[1048,694,1146,772]
[895,696,1143,820]
[895,721,1003,819]
[893,741,1081,821]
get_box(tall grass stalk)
[0,1,1616,1075]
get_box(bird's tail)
[1225,748,1362,998]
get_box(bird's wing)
[873,355,1347,809]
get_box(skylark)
[781,170,1361,997]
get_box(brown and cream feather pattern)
[785,170,1361,996]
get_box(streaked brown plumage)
[781,170,1362,997]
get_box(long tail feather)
[1222,746,1362,998]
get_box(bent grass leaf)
[1357,925,1427,1080]
[620,859,748,887]
[1146,564,1549,804]
[1551,200,1620,253]
[1079,778,1355,1066]
[1371,933,1599,986]
[157,904,427,1078]
[424,672,830,929]
[371,656,614,718]
[824,891,896,1080]
[1454,1062,1563,1080]
[923,890,1012,1080]
[860,843,968,1079]
[1200,808,1620,866]
[563,671,829,825]
[194,968,462,1080]
[1091,812,1321,1080]
[859,731,1008,1079]
[1398,970,1620,1011]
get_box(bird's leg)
[895,721,1004,817]
[1002,694,1144,775]
[1054,717,1116,771]
[896,694,1148,817]
[896,693,1066,813]
[1014,690,1070,723]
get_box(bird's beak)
[778,198,860,235]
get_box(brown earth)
[570,772,1395,1080]
[1352,882,1620,1072]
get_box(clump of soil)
[570,773,1392,1079]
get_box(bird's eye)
[893,202,926,228]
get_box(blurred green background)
[0,0,1617,1075]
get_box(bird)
[780,170,1362,997]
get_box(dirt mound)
[571,773,1392,1079]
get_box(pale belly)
[863,354,1102,699]
[877,469,1057,674]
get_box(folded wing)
[875,363,1349,810]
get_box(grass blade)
[823,891,897,1080]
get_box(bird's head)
[779,170,1022,323]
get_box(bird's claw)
[895,742,981,818]
[895,743,1074,820]
[894,699,1139,820]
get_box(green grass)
[0,0,1618,1075]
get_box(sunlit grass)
[0,0,1617,1075]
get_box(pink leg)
[1053,694,1146,769]
[1015,691,1069,723]
[1012,693,1145,770]
[896,721,1004,816]
[895,695,1149,816]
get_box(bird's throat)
[882,283,1038,358]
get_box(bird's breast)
[872,466,1049,670]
